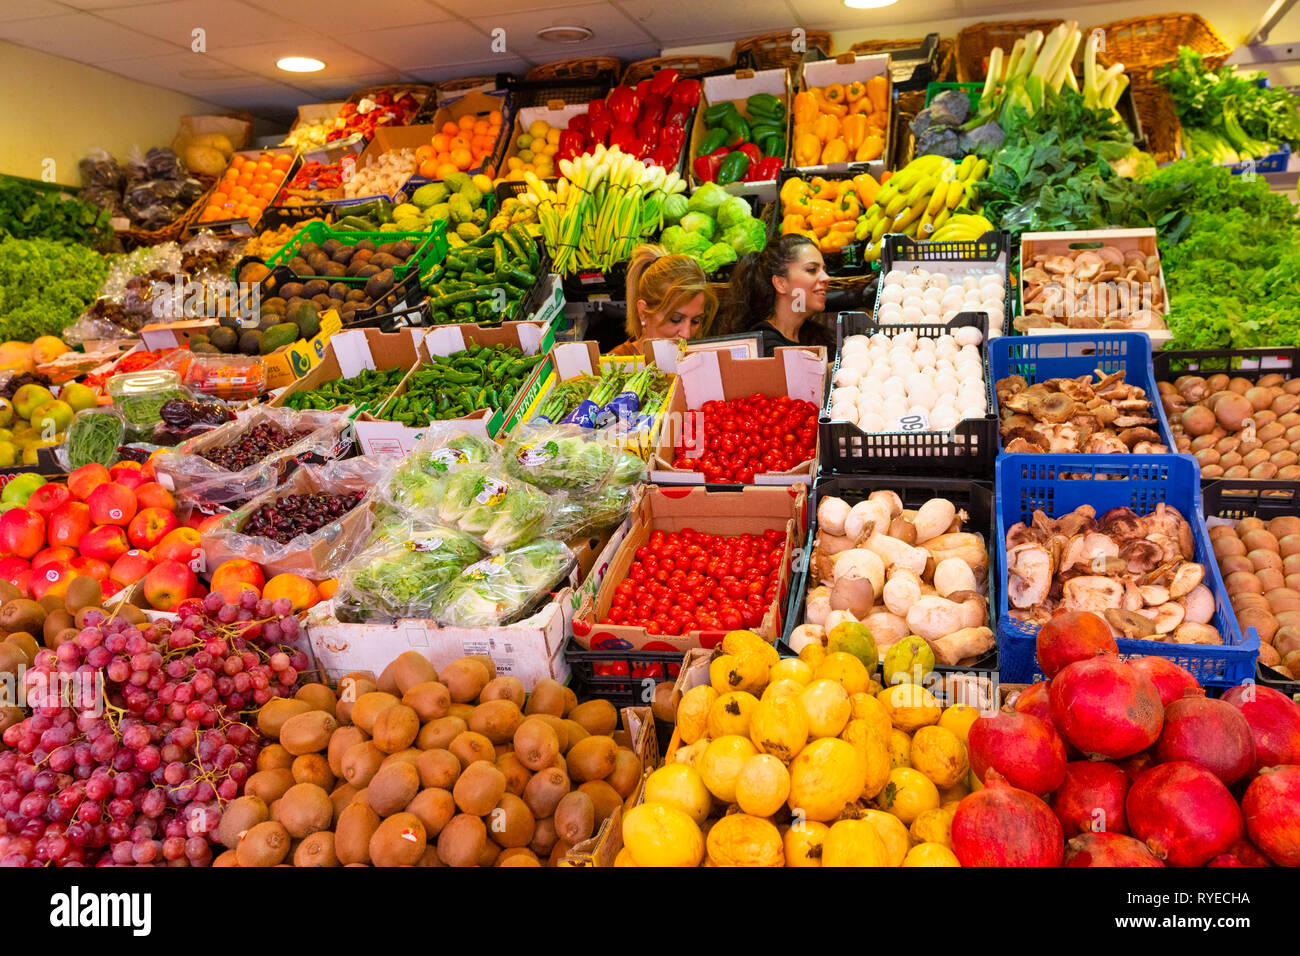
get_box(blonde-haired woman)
[608,245,717,356]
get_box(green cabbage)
[686,182,728,216]
[716,195,753,231]
[679,212,716,239]
[699,242,739,274]
[663,193,689,225]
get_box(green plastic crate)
[925,81,981,109]
[263,220,448,285]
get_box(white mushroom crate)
[995,453,1258,687]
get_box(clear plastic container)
[107,370,190,440]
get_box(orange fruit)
[317,578,338,600]
[418,158,438,178]
[258,183,278,200]
[432,133,450,152]
[229,155,245,169]
[272,154,292,168]
[435,162,459,179]
[451,148,472,170]
[263,573,321,612]
[488,110,502,124]
[473,119,489,136]
[416,144,434,161]
[457,114,475,130]
[442,121,459,135]
[210,191,228,205]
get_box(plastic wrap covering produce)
[437,538,574,628]
[433,464,554,552]
[152,406,352,507]
[377,425,503,516]
[59,407,127,471]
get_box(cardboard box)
[649,346,825,486]
[198,145,298,235]
[426,89,513,179]
[172,114,253,155]
[139,319,217,351]
[350,320,553,453]
[269,327,424,414]
[289,102,345,133]
[572,483,807,651]
[262,309,344,391]
[797,53,892,179]
[688,68,791,201]
[499,100,586,177]
[343,124,438,204]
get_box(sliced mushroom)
[1168,562,1204,599]
[1147,602,1186,634]
[1146,533,1184,564]
[1008,543,1053,609]
[1074,251,1104,280]
[1172,622,1223,645]
[1084,432,1129,454]
[1118,426,1161,448]
[1061,575,1126,613]
[1138,584,1170,606]
[1178,584,1215,625]
[1122,578,1145,612]
[1120,538,1164,574]
[1105,608,1157,639]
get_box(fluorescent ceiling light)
[277,56,326,73]
[844,0,898,8]
[536,25,594,43]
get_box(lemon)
[528,120,550,139]
[938,703,981,744]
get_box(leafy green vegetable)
[546,483,636,540]
[504,425,644,493]
[716,196,752,231]
[335,521,482,622]
[437,539,573,627]
[0,237,111,341]
[436,465,551,551]
[679,212,716,239]
[686,182,728,217]
[699,242,739,274]
[1156,47,1300,155]
[381,431,501,515]
[724,219,767,256]
[0,176,112,247]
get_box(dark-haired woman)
[722,234,835,356]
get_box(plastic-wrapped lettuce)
[546,482,637,540]
[381,427,502,517]
[437,539,574,628]
[436,465,553,551]
[333,521,482,622]
[503,423,645,494]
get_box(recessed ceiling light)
[276,56,325,73]
[536,25,593,43]
[844,0,898,8]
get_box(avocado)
[260,323,301,355]
[210,327,239,353]
[323,261,347,277]
[302,279,329,297]
[262,295,288,313]
[354,239,376,253]
[218,315,242,331]
[191,343,221,354]
[288,301,321,339]
[239,330,263,355]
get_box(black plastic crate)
[498,71,618,109]
[881,230,1013,336]
[863,34,942,92]
[822,311,997,477]
[784,474,1000,699]
[1201,478,1300,697]
[771,168,875,277]
[564,636,679,753]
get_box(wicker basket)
[1129,75,1183,164]
[733,30,831,72]
[621,55,730,86]
[435,74,498,104]
[526,57,622,83]
[1091,13,1232,80]
[120,173,216,249]
[956,19,1065,82]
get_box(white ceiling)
[0,0,1279,124]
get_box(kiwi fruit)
[327,726,369,777]
[4,632,37,662]
[335,675,378,725]
[37,595,64,615]
[256,744,294,773]
[559,719,588,751]
[488,793,536,849]
[391,651,439,694]
[606,748,643,799]
[567,736,618,782]
[341,741,385,787]
[524,678,567,717]
[403,681,451,722]
[577,780,622,825]
[291,753,335,790]
[217,795,269,850]
[335,802,381,865]
[568,700,618,736]
[278,783,333,838]
[372,703,420,753]
[453,760,507,816]
[63,577,102,612]
[50,627,78,649]
[0,581,20,603]
[280,710,339,755]
[351,691,400,734]
[406,788,455,837]
[468,699,524,745]
[561,686,578,715]
[416,749,460,790]
[530,816,558,857]
[381,748,422,770]
[440,658,489,703]
[369,812,426,867]
[448,730,495,768]
[294,683,337,717]
[478,841,501,867]
[213,851,239,867]
[554,791,595,844]
[245,768,295,804]
[496,752,532,796]
[497,848,541,866]
[417,715,466,751]
[328,783,359,823]
[0,599,44,636]
[366,762,420,817]
[479,676,525,708]
[376,659,400,695]
[521,766,569,819]
[448,703,476,722]
[513,718,560,772]
[294,831,338,867]
[436,813,486,868]
[116,605,146,626]
[548,841,575,866]
[416,846,443,867]
[235,821,290,867]
[652,682,676,723]
[257,697,313,739]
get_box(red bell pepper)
[586,119,611,147]
[737,142,762,166]
[609,122,640,154]
[587,99,611,124]
[664,103,692,129]
[606,86,641,125]
[558,128,587,161]
[648,145,679,169]
[636,78,653,99]
[693,152,723,183]
[657,124,686,154]
[649,69,679,98]
[753,156,784,181]
[637,115,660,143]
[670,78,702,108]
[635,139,654,161]
[641,93,667,124]
[567,114,589,135]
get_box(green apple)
[0,472,45,504]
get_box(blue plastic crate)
[988,332,1176,454]
[995,454,1259,687]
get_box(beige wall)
[0,39,222,187]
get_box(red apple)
[109,461,146,490]
[30,560,76,601]
[0,556,31,587]
[67,463,111,502]
[143,560,197,612]
[70,556,110,582]
[79,525,130,564]
[127,507,179,550]
[110,549,155,587]
[0,508,46,560]
[47,501,91,551]
[197,513,225,535]
[32,546,76,571]
[135,482,176,512]
[210,559,266,601]
[27,483,71,520]
[86,483,137,527]
[142,454,162,482]
[100,579,122,600]
[155,527,202,568]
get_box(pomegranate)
[1242,765,1300,866]
[1051,761,1129,836]
[952,771,1064,867]
[1062,831,1163,867]
[1155,696,1255,785]
[1127,762,1244,866]
[1129,656,1204,707]
[968,710,1067,795]
[1012,681,1053,725]
[1036,610,1118,678]
[1049,656,1163,759]
[1208,838,1275,868]
[1221,684,1300,771]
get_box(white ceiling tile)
[209,37,391,79]
[0,12,181,61]
[243,0,449,29]
[286,71,407,98]
[615,0,793,43]
[405,55,530,83]
[0,1,71,22]
[50,0,162,8]
[345,21,492,69]
[102,50,262,93]
[94,0,287,53]
[439,0,609,17]
[209,81,316,112]
[470,3,655,56]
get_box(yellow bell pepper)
[867,75,889,113]
[852,172,880,208]
[841,113,869,153]
[850,97,873,115]
[807,208,836,232]
[820,138,849,165]
[819,231,849,253]
[794,131,822,167]
[786,190,813,216]
[811,88,847,117]
[809,176,832,196]
[812,113,839,144]
[780,177,806,207]
[845,80,866,103]
[856,135,884,162]
[835,193,861,220]
[793,91,819,125]
[781,213,808,234]
[821,83,846,105]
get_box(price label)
[889,412,931,432]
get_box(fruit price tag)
[888,411,930,432]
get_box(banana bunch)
[854,154,989,260]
